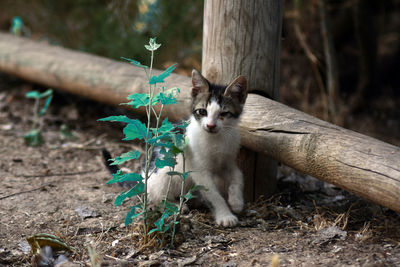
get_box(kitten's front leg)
[192,172,238,227]
[227,165,244,214]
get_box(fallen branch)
[239,95,400,213]
[0,183,50,200]
[0,33,399,213]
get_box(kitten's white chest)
[186,116,240,171]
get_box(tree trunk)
[202,0,283,202]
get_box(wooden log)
[239,94,400,213]
[0,33,192,121]
[202,0,282,201]
[0,33,399,213]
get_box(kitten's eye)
[195,109,207,116]
[220,111,232,117]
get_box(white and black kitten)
[147,70,248,226]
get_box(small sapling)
[100,37,194,247]
[24,89,53,146]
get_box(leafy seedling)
[99,37,192,247]
[24,89,53,146]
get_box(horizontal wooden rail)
[0,33,399,212]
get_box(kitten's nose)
[206,124,216,130]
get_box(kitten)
[147,69,248,227]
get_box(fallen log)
[0,33,192,121]
[0,33,399,213]
[240,95,400,213]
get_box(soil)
[0,80,399,267]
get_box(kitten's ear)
[191,69,208,98]
[224,75,248,105]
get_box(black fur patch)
[191,81,243,120]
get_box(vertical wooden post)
[202,0,283,201]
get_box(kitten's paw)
[215,213,238,227]
[229,198,244,214]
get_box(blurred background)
[0,0,398,145]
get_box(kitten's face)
[191,70,248,134]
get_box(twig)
[104,255,124,261]
[16,169,103,178]
[0,183,51,200]
[319,0,340,121]
[293,15,329,120]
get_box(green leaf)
[145,37,161,51]
[25,91,41,99]
[124,204,142,226]
[158,118,174,133]
[123,120,148,141]
[98,115,137,124]
[160,92,177,105]
[110,150,141,165]
[39,89,53,98]
[152,92,177,106]
[183,172,190,180]
[147,118,177,144]
[10,16,23,36]
[176,120,189,130]
[182,191,193,201]
[182,185,206,201]
[152,43,161,50]
[163,200,179,214]
[155,147,176,168]
[100,116,148,140]
[121,57,148,69]
[114,182,145,206]
[169,133,188,154]
[123,93,150,108]
[24,129,43,146]
[148,211,171,235]
[147,132,170,144]
[39,94,53,116]
[149,64,177,85]
[27,89,53,100]
[155,157,176,169]
[107,170,142,184]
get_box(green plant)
[10,16,31,37]
[24,89,53,146]
[99,38,196,247]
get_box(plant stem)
[33,98,40,129]
[178,153,186,215]
[143,48,169,236]
[142,49,155,235]
[170,152,186,247]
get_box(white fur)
[204,101,220,129]
[147,102,244,227]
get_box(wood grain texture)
[0,33,399,212]
[202,0,283,200]
[202,0,282,99]
[0,33,192,121]
[240,95,400,212]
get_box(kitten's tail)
[102,148,137,189]
[102,149,119,174]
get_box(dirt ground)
[0,79,399,267]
